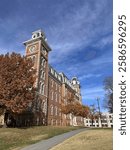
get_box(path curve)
[21,128,89,150]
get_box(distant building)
[23,30,82,126]
[84,113,113,128]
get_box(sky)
[0,0,113,111]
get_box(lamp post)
[97,97,102,127]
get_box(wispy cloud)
[48,0,112,64]
[90,51,112,66]
[0,0,112,111]
[81,86,105,101]
[81,85,105,108]
[79,74,102,80]
[93,34,113,49]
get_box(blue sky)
[0,0,113,111]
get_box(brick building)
[23,30,82,126]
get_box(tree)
[78,105,90,118]
[0,53,36,115]
[103,76,113,113]
[88,104,98,126]
[61,93,89,126]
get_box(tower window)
[41,57,45,66]
[41,71,45,79]
[40,84,44,95]
[32,56,36,62]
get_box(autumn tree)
[61,93,89,126]
[61,93,77,125]
[79,105,90,118]
[103,76,113,113]
[0,53,36,117]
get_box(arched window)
[55,93,57,102]
[39,82,42,93]
[51,105,53,115]
[59,95,61,103]
[43,61,46,68]
[40,71,45,79]
[41,84,44,95]
[32,55,36,62]
[59,109,61,116]
[55,106,58,116]
[51,79,53,87]
[41,58,45,66]
[51,91,53,100]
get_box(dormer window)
[37,32,40,37]
[32,33,37,39]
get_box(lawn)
[0,126,82,150]
[50,128,113,150]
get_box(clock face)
[29,45,36,53]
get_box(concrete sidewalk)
[21,128,88,150]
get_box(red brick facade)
[23,30,83,126]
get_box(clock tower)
[23,29,51,125]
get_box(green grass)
[0,126,82,150]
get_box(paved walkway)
[21,128,89,150]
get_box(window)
[41,57,45,67]
[59,95,61,103]
[102,120,107,123]
[43,61,46,68]
[41,84,44,95]
[58,75,61,81]
[109,115,112,118]
[59,86,61,93]
[51,105,53,115]
[51,80,53,87]
[55,93,57,102]
[39,82,41,93]
[51,68,54,74]
[56,83,57,90]
[32,56,36,62]
[51,91,53,100]
[59,109,61,116]
[55,106,58,116]
[40,71,45,79]
[55,72,57,78]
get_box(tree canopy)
[0,53,36,114]
[61,93,89,118]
